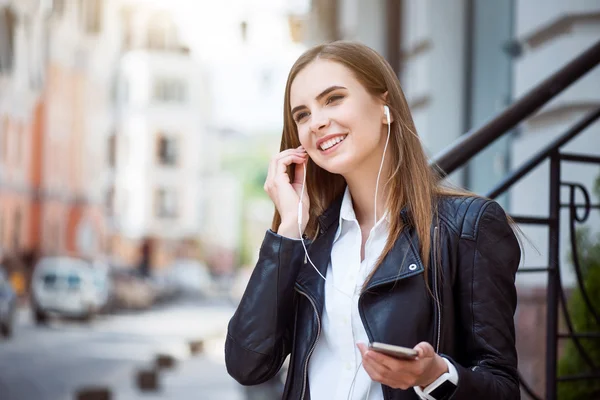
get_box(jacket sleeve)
[445,200,521,400]
[225,229,309,386]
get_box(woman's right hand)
[264,146,310,239]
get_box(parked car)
[168,259,212,297]
[150,269,178,303]
[89,261,112,313]
[31,257,98,324]
[108,268,155,311]
[0,264,17,338]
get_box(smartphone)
[368,342,418,360]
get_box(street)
[0,298,244,400]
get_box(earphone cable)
[374,110,391,224]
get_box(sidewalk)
[119,332,244,400]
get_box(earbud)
[384,105,390,125]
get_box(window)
[53,0,65,17]
[156,134,178,166]
[108,134,116,167]
[0,8,15,73]
[105,187,115,216]
[0,117,6,163]
[14,126,21,167]
[121,6,134,49]
[155,188,178,218]
[240,21,248,42]
[81,0,102,34]
[153,78,187,103]
[287,15,305,44]
[0,210,4,248]
[12,208,21,249]
[147,15,178,51]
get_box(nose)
[309,110,330,133]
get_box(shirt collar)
[333,187,390,242]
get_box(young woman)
[225,41,521,400]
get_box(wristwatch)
[413,357,458,400]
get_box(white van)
[31,257,98,324]
[89,261,112,312]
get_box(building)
[194,0,310,272]
[108,4,209,269]
[0,0,48,262]
[41,0,118,259]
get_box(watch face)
[429,380,457,400]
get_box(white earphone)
[384,105,390,125]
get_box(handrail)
[432,39,600,175]
[486,107,600,199]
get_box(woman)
[225,41,521,400]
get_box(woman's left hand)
[357,342,448,390]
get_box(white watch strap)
[413,357,458,399]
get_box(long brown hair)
[272,41,466,286]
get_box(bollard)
[155,353,177,370]
[189,339,204,355]
[136,368,159,391]
[74,387,112,400]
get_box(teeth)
[320,135,346,150]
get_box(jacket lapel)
[364,225,425,290]
[295,195,427,304]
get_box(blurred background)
[0,0,599,399]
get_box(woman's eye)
[326,95,344,105]
[294,112,309,122]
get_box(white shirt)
[307,187,457,400]
[308,187,387,400]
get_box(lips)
[317,134,348,151]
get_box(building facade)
[109,5,209,268]
[43,0,111,259]
[0,0,48,262]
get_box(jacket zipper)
[433,226,441,353]
[295,287,321,400]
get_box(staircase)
[432,40,600,400]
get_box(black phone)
[368,342,418,360]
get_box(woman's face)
[289,59,387,176]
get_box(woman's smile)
[317,133,348,154]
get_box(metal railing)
[432,40,600,400]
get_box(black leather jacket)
[225,195,521,399]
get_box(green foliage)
[219,135,276,267]
[557,171,600,399]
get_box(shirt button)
[409,263,417,271]
[346,363,352,370]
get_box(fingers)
[275,153,307,180]
[362,357,390,384]
[357,343,368,356]
[364,348,397,371]
[413,342,435,360]
[291,156,306,187]
[358,342,436,390]
[264,147,307,192]
[357,343,391,380]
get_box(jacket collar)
[295,192,425,305]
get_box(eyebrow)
[291,85,347,116]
